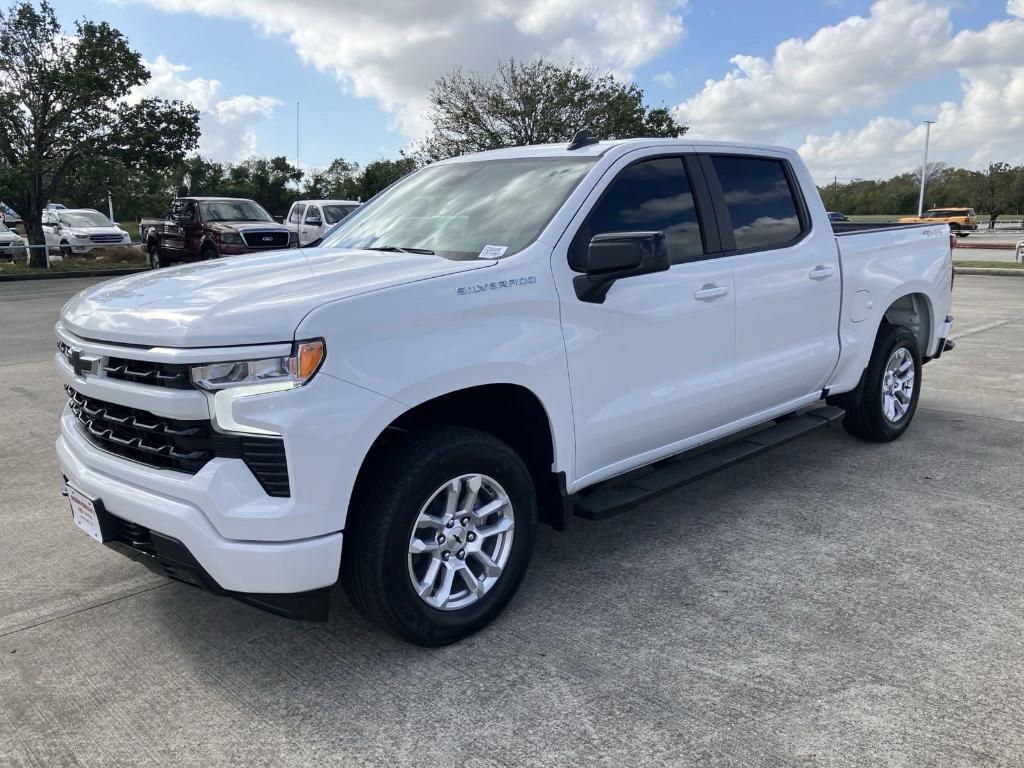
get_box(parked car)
[1,201,22,225]
[302,220,345,248]
[55,137,954,645]
[285,199,361,245]
[41,208,131,258]
[0,220,27,260]
[900,207,978,235]
[141,197,297,268]
[827,211,849,222]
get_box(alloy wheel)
[881,346,915,423]
[407,473,515,611]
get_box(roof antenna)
[567,129,599,151]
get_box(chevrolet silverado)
[55,137,955,645]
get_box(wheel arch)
[882,291,933,359]
[349,383,566,531]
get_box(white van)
[285,199,361,245]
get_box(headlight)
[220,232,243,245]
[191,339,325,391]
[70,230,88,238]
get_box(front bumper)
[57,416,343,596]
[79,493,330,619]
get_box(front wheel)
[343,426,537,646]
[842,324,922,442]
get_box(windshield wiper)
[364,245,435,255]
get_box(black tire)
[147,242,169,269]
[201,244,218,260]
[60,242,72,259]
[342,426,537,646]
[842,324,922,442]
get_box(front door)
[301,204,323,244]
[702,153,841,415]
[554,153,737,486]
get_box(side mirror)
[304,216,320,226]
[573,231,670,303]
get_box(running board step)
[572,406,845,521]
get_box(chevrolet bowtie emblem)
[69,347,100,378]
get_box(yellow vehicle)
[899,208,978,236]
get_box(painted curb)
[954,267,1024,277]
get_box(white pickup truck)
[55,137,955,645]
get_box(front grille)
[103,356,192,389]
[66,387,290,496]
[89,234,124,244]
[58,340,193,390]
[240,229,290,248]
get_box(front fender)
[295,250,575,481]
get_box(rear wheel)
[841,324,922,442]
[147,242,168,269]
[343,426,537,646]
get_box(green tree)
[352,156,418,200]
[303,157,359,199]
[420,58,686,160]
[0,1,199,265]
[219,156,302,217]
[965,162,1022,228]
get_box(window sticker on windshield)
[478,245,507,259]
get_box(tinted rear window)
[712,156,804,251]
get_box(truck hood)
[61,247,494,347]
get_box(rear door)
[702,152,841,415]
[554,152,737,485]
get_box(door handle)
[809,265,835,280]
[693,284,729,300]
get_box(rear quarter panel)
[829,224,953,393]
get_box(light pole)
[917,120,935,217]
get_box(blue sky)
[51,0,1024,181]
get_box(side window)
[181,201,197,222]
[711,156,805,251]
[169,200,183,220]
[305,205,322,225]
[572,157,704,269]
[288,204,305,225]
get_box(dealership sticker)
[478,245,507,259]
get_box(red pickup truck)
[141,197,297,268]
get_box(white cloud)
[671,0,1024,181]
[126,0,686,138]
[127,56,282,160]
[673,0,953,141]
[653,71,677,88]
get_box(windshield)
[323,204,359,225]
[199,200,274,223]
[321,157,597,258]
[60,210,113,227]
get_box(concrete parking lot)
[1,275,1022,767]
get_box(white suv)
[42,208,131,257]
[285,199,361,245]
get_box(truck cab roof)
[438,137,798,165]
